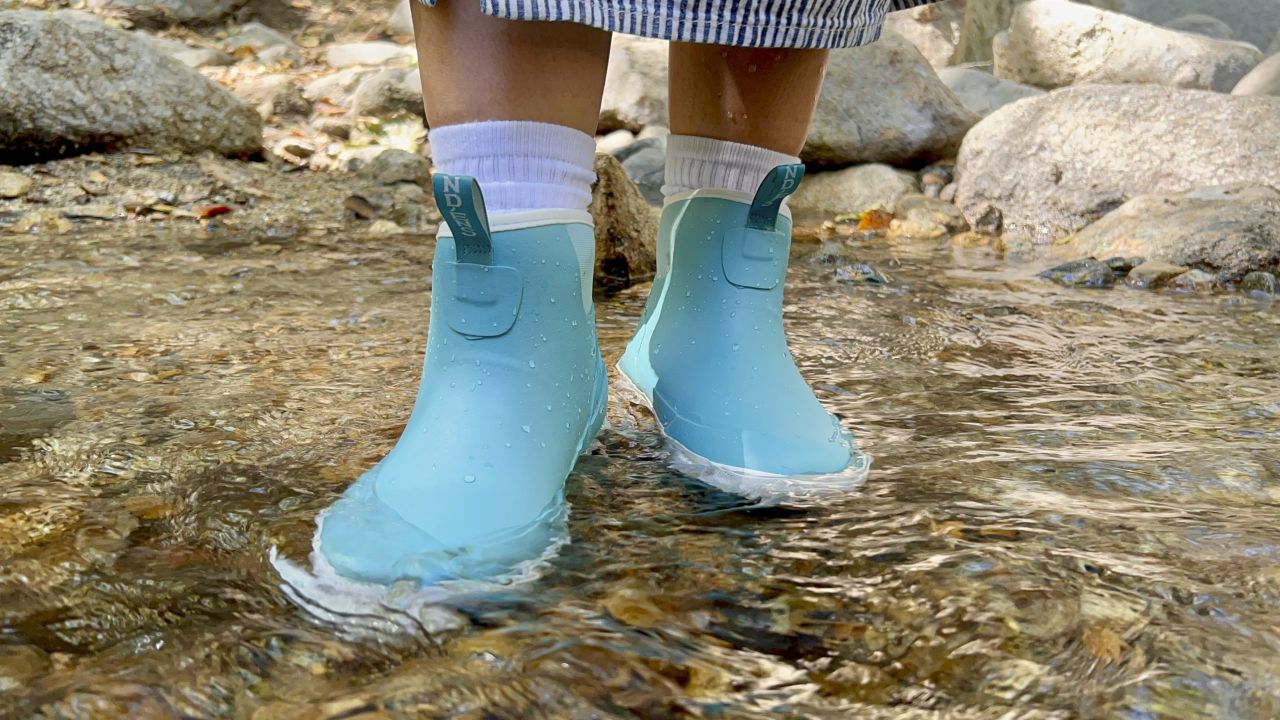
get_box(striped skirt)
[416,0,947,48]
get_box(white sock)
[661,135,800,198]
[428,120,597,213]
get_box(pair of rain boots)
[318,165,866,586]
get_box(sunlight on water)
[2,224,1279,718]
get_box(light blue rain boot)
[618,164,869,499]
[317,175,606,585]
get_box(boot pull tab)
[747,163,805,231]
[433,173,493,265]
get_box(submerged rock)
[0,11,261,161]
[1125,261,1189,289]
[1240,271,1277,297]
[803,31,978,166]
[1039,259,1115,288]
[1065,184,1280,281]
[954,84,1280,243]
[835,262,890,285]
[590,154,657,293]
[0,388,75,462]
[1170,269,1217,293]
[789,165,920,219]
[0,172,33,199]
[994,0,1261,92]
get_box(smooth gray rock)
[1039,259,1115,288]
[1240,271,1277,296]
[789,164,920,219]
[88,0,243,23]
[351,68,424,118]
[616,137,665,205]
[358,148,431,187]
[1233,53,1280,96]
[324,42,414,68]
[599,36,668,132]
[1170,269,1216,293]
[1065,184,1280,280]
[884,0,965,67]
[803,32,979,166]
[1163,14,1234,40]
[954,84,1280,243]
[1111,0,1280,59]
[894,193,970,232]
[1125,261,1188,289]
[994,0,1262,92]
[936,67,1044,116]
[0,11,261,161]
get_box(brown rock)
[590,153,657,293]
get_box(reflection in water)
[1,225,1278,718]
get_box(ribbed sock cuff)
[661,135,800,197]
[428,121,597,213]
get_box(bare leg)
[411,0,611,132]
[668,44,829,155]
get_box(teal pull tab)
[747,164,805,231]
[433,173,493,265]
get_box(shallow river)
[2,223,1278,719]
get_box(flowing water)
[2,222,1279,719]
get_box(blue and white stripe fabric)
[416,0,945,48]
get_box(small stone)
[313,116,354,140]
[1125,260,1189,289]
[596,128,636,155]
[835,262,889,285]
[887,217,947,240]
[357,148,431,187]
[1103,256,1144,274]
[323,41,414,68]
[895,193,969,233]
[366,218,404,235]
[63,204,119,220]
[0,171,33,198]
[351,67,423,118]
[223,22,295,54]
[1040,259,1115,288]
[171,47,234,68]
[13,211,72,234]
[1240,271,1277,296]
[1169,268,1217,292]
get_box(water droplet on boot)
[464,475,476,483]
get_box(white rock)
[0,171,33,198]
[884,0,964,67]
[387,0,414,36]
[994,0,1262,92]
[1233,53,1280,96]
[324,41,414,68]
[305,68,378,106]
[595,129,636,155]
[954,84,1280,243]
[789,165,920,219]
[803,31,978,166]
[222,22,295,54]
[936,67,1044,115]
[599,36,668,131]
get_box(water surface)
[2,224,1278,718]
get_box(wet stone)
[1170,268,1217,293]
[0,171,33,199]
[1240,270,1277,297]
[1125,260,1189,289]
[0,388,75,460]
[1103,256,1145,275]
[835,262,890,285]
[1039,258,1115,288]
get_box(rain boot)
[317,174,606,584]
[619,164,868,498]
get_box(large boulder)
[1110,0,1280,60]
[954,84,1280,243]
[936,67,1044,115]
[884,0,965,67]
[802,32,979,166]
[993,0,1262,92]
[0,11,261,161]
[599,36,668,132]
[590,154,657,293]
[1062,184,1280,280]
[789,164,920,219]
[1234,54,1280,96]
